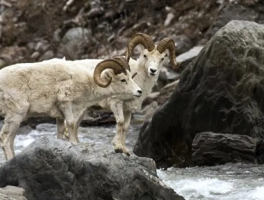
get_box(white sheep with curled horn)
[97,33,180,155]
[0,56,142,160]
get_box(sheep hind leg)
[65,110,87,144]
[0,114,25,160]
[73,108,88,141]
[60,102,80,144]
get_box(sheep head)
[126,33,179,77]
[93,56,142,97]
[94,57,128,88]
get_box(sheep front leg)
[68,108,88,143]
[0,114,25,160]
[111,101,129,155]
[121,110,132,153]
[59,102,80,144]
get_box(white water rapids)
[0,122,263,200]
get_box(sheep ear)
[102,70,114,80]
[164,49,169,56]
[139,44,145,51]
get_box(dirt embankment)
[0,0,263,125]
[0,0,224,66]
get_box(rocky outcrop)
[133,20,264,168]
[192,132,257,166]
[0,137,184,200]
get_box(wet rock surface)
[192,132,257,166]
[134,20,264,168]
[0,137,184,200]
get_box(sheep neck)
[88,83,116,105]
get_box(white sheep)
[97,33,180,155]
[0,56,142,160]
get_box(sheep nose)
[150,69,157,73]
[138,90,142,94]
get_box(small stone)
[164,13,175,27]
[30,51,40,60]
[62,27,91,45]
[0,59,6,69]
[38,50,54,61]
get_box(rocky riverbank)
[1,1,264,199]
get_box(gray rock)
[87,0,104,18]
[34,40,50,52]
[176,46,203,68]
[143,80,180,106]
[0,59,6,69]
[60,27,92,59]
[0,137,184,200]
[164,13,175,27]
[159,67,181,82]
[38,50,54,61]
[173,35,193,55]
[206,3,260,39]
[62,27,91,45]
[0,186,27,200]
[134,20,264,168]
[192,132,257,166]
[30,52,40,60]
[132,101,159,124]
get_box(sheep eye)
[165,54,168,57]
[143,54,147,58]
[121,79,126,83]
[161,58,164,61]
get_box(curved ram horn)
[94,58,127,88]
[157,38,180,70]
[126,33,155,62]
[112,56,130,72]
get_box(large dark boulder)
[134,20,264,168]
[0,137,184,200]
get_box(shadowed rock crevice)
[134,20,264,168]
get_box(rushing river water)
[0,122,263,200]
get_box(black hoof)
[115,149,130,156]
[115,148,123,153]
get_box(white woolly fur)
[0,58,142,160]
